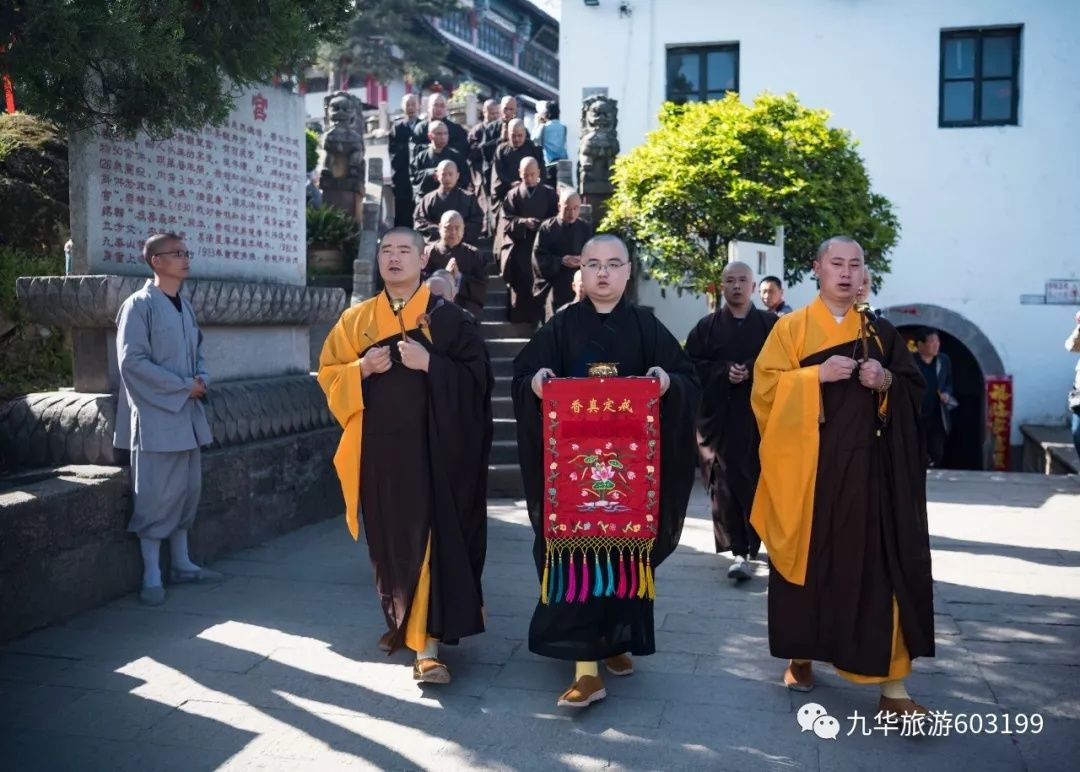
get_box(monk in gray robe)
[114,233,222,606]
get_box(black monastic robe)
[412,116,470,162]
[389,117,419,227]
[532,217,594,321]
[499,182,558,325]
[684,306,776,556]
[411,145,471,201]
[413,188,484,246]
[317,286,493,650]
[490,140,545,204]
[751,297,934,679]
[512,297,700,660]
[424,241,487,318]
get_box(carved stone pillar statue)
[577,95,620,227]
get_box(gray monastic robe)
[114,281,212,538]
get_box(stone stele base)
[0,427,344,642]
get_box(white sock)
[881,679,910,700]
[417,638,439,660]
[169,530,201,572]
[139,538,162,588]
[733,555,746,565]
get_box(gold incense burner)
[587,362,619,377]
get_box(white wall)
[561,0,1080,435]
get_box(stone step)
[487,290,508,306]
[488,463,524,499]
[491,357,513,377]
[486,338,531,358]
[489,439,519,465]
[482,306,506,322]
[494,375,512,395]
[481,321,536,340]
[492,396,514,419]
[493,417,517,441]
[486,274,506,292]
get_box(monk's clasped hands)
[646,366,671,395]
[398,337,430,372]
[360,345,392,378]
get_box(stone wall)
[0,427,342,642]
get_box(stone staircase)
[479,269,531,500]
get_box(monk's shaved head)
[558,188,580,205]
[435,159,458,174]
[722,261,754,281]
[582,234,629,262]
[519,156,539,174]
[439,210,464,226]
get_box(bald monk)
[498,156,557,325]
[468,99,502,213]
[318,228,493,684]
[389,94,421,227]
[413,160,482,246]
[751,235,934,721]
[424,211,487,318]
[532,189,593,321]
[491,118,544,205]
[411,121,470,200]
[497,95,518,143]
[684,262,776,581]
[512,234,699,708]
[412,92,470,161]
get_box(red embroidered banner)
[540,376,661,604]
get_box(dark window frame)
[666,43,740,104]
[939,25,1022,128]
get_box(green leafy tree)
[305,128,320,173]
[0,0,353,137]
[603,93,899,298]
[317,0,461,88]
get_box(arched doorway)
[881,303,1005,471]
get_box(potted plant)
[306,205,360,274]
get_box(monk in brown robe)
[467,99,502,235]
[498,156,557,325]
[751,235,934,722]
[424,211,486,318]
[684,261,776,581]
[317,228,492,685]
[413,160,483,246]
[532,189,593,321]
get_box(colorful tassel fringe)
[541,544,657,605]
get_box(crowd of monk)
[386,92,584,325]
[115,99,935,729]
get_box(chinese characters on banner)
[985,375,1013,471]
[78,87,306,285]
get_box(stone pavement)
[1,471,1078,771]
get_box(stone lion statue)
[578,95,619,197]
[317,91,366,192]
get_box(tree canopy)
[318,0,462,89]
[0,0,353,137]
[602,93,900,296]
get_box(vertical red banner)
[2,75,13,113]
[985,375,1013,471]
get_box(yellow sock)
[880,679,910,700]
[575,660,599,679]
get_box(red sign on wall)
[985,375,1013,471]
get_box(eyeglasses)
[581,260,627,273]
[152,250,193,260]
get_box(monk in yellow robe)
[751,236,934,720]
[318,227,493,684]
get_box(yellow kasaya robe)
[750,296,935,682]
[317,285,491,653]
[317,286,433,651]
